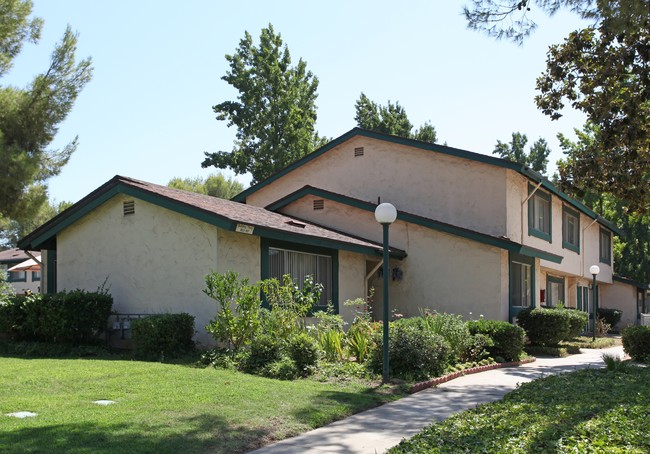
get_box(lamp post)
[589,265,600,341]
[375,202,397,384]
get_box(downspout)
[365,259,384,303]
[521,181,543,244]
[581,217,599,280]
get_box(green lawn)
[0,357,402,454]
[390,365,650,453]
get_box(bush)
[467,319,525,362]
[0,290,113,344]
[597,308,623,329]
[370,321,450,380]
[262,357,299,380]
[246,333,283,371]
[420,310,472,363]
[288,332,319,375]
[131,313,195,360]
[516,307,571,346]
[565,309,589,339]
[622,325,650,362]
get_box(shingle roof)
[17,176,406,258]
[0,248,39,264]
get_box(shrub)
[467,319,525,362]
[131,313,195,360]
[0,290,113,344]
[370,321,450,380]
[204,271,262,350]
[420,310,473,363]
[516,307,570,346]
[262,357,299,380]
[622,325,650,362]
[460,333,494,363]
[246,333,283,371]
[288,332,319,375]
[597,308,623,329]
[565,309,589,339]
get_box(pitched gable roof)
[17,176,406,258]
[266,185,564,264]
[0,248,39,264]
[232,128,622,236]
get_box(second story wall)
[245,135,510,237]
[506,170,613,283]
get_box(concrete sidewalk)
[249,345,625,454]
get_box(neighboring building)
[17,128,644,343]
[600,276,650,328]
[0,248,41,295]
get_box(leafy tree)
[202,24,326,184]
[0,0,93,224]
[492,132,551,174]
[558,125,650,284]
[463,0,645,44]
[354,93,438,143]
[167,172,244,200]
[0,199,71,248]
[465,0,650,214]
[536,10,649,214]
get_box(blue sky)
[6,1,592,204]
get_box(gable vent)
[354,147,364,157]
[123,200,135,216]
[313,199,324,210]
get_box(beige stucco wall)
[338,250,368,326]
[56,194,262,347]
[600,281,638,328]
[506,170,613,284]
[247,136,509,237]
[280,197,508,321]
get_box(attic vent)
[354,147,364,157]
[123,200,135,216]
[313,199,324,210]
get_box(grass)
[0,356,406,454]
[389,365,650,453]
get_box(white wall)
[247,136,509,237]
[600,281,639,328]
[56,194,261,346]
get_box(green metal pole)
[592,274,597,341]
[382,223,390,384]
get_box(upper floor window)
[528,186,552,242]
[599,228,612,265]
[562,206,580,253]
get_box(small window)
[313,199,324,210]
[528,185,552,242]
[562,206,580,253]
[32,270,41,282]
[8,270,26,283]
[123,200,135,216]
[599,228,611,265]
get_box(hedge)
[131,313,195,360]
[597,308,623,329]
[517,307,587,346]
[622,325,650,362]
[466,319,525,362]
[0,290,113,344]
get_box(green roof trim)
[268,186,563,264]
[613,275,650,290]
[234,127,622,237]
[17,176,404,260]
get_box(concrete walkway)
[249,345,625,454]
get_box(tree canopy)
[465,0,650,214]
[167,173,244,200]
[202,24,326,185]
[354,93,438,143]
[0,199,71,248]
[492,132,551,174]
[0,0,92,231]
[558,124,650,284]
